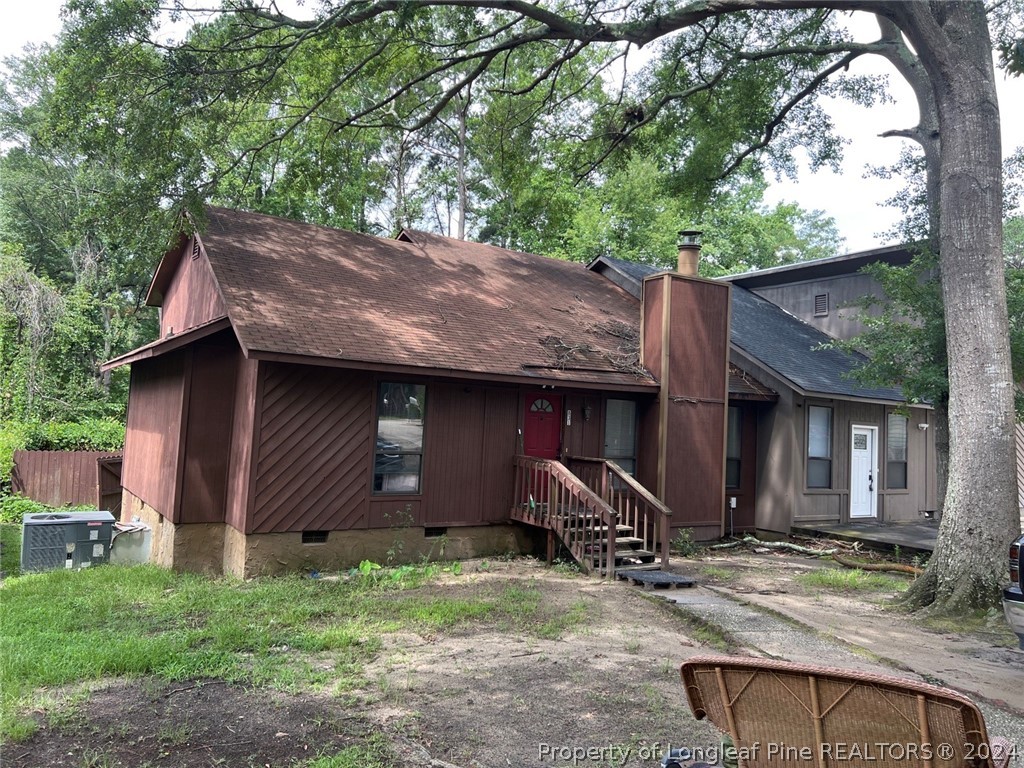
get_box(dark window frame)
[886,412,909,490]
[372,381,426,496]
[603,398,637,477]
[806,404,833,489]
[726,406,742,489]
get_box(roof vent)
[191,238,201,260]
[814,293,829,317]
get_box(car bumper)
[1004,586,1024,649]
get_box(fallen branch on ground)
[709,535,837,556]
[832,552,923,576]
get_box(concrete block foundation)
[122,489,535,577]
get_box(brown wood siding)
[179,340,239,524]
[421,384,519,525]
[160,241,227,337]
[11,451,121,509]
[636,399,661,493]
[225,356,259,532]
[251,363,373,533]
[641,277,665,380]
[667,279,729,399]
[122,350,188,519]
[562,393,603,459]
[662,276,731,535]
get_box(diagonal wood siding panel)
[252,363,372,533]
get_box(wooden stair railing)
[567,457,672,569]
[510,455,618,576]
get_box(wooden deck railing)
[510,455,618,576]
[566,456,672,568]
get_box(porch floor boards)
[791,520,939,554]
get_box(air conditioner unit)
[21,511,116,573]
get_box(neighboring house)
[104,208,734,576]
[589,248,938,536]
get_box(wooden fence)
[11,450,123,514]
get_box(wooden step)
[593,549,656,565]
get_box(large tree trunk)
[896,1,1020,613]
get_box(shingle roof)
[196,208,655,387]
[588,254,908,403]
[729,286,906,402]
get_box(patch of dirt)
[7,561,724,768]
[5,678,368,768]
[8,554,1020,767]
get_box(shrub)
[0,419,125,486]
[0,496,53,525]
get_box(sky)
[1,1,1021,253]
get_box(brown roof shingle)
[197,208,655,387]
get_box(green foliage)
[672,528,700,558]
[0,496,54,525]
[0,496,97,525]
[0,419,124,486]
[825,249,948,408]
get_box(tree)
[40,0,1022,613]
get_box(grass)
[1,523,20,576]
[700,566,733,581]
[796,568,910,593]
[300,736,393,767]
[0,563,587,741]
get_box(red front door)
[523,393,562,459]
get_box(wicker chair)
[680,656,1011,768]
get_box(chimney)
[677,230,702,276]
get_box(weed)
[671,528,699,558]
[700,566,732,581]
[796,568,910,593]
[301,734,393,767]
[79,748,117,768]
[157,719,194,745]
[625,640,641,654]
[551,558,580,575]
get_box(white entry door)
[849,425,878,519]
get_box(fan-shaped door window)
[530,398,554,413]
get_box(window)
[726,406,742,488]
[886,413,908,489]
[374,382,426,494]
[807,405,832,488]
[603,399,637,475]
[814,293,829,317]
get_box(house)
[104,208,734,576]
[590,246,938,537]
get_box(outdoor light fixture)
[918,423,929,431]
[582,404,592,422]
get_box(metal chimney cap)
[678,230,702,247]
